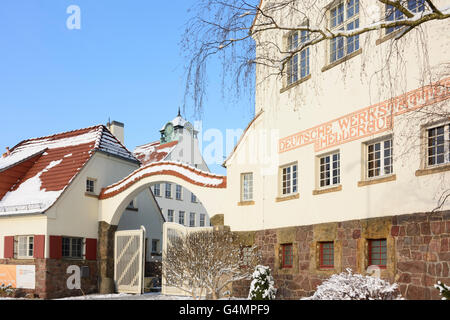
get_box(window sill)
[85,192,99,199]
[276,193,300,202]
[375,28,404,46]
[126,207,139,212]
[416,164,450,177]
[321,48,362,73]
[238,200,255,206]
[280,74,312,93]
[358,174,396,187]
[312,185,342,195]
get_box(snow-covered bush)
[248,265,277,300]
[434,281,449,300]
[303,269,402,300]
[0,283,14,297]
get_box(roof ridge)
[10,124,104,152]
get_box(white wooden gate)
[114,226,146,294]
[161,222,213,296]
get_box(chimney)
[107,120,125,145]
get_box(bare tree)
[162,229,260,299]
[182,0,449,113]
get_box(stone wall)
[232,210,450,300]
[0,258,98,299]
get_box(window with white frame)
[167,209,174,222]
[165,183,172,198]
[16,235,34,259]
[287,30,310,85]
[153,184,161,197]
[200,213,206,227]
[366,138,393,178]
[241,172,253,201]
[329,0,360,63]
[427,123,450,166]
[151,239,159,253]
[86,178,95,193]
[385,0,425,35]
[62,237,83,259]
[319,152,340,187]
[179,211,185,225]
[175,185,182,200]
[281,163,298,195]
[189,212,196,227]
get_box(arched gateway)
[96,161,227,293]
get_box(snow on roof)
[0,125,137,216]
[100,161,226,199]
[133,140,178,166]
[160,115,189,131]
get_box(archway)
[96,161,227,293]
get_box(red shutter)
[49,236,62,259]
[4,236,14,259]
[33,235,45,259]
[85,238,97,261]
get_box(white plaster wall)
[224,0,450,231]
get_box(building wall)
[224,0,450,232]
[232,210,450,300]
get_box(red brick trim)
[99,161,227,200]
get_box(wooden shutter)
[85,238,97,261]
[33,235,45,259]
[4,236,14,259]
[49,236,62,259]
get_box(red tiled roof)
[0,125,137,215]
[133,140,178,166]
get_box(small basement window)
[281,243,293,268]
[319,242,334,269]
[368,239,387,269]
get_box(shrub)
[0,283,15,297]
[303,268,402,300]
[248,265,277,300]
[434,281,449,300]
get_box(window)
[241,173,253,201]
[427,123,450,166]
[179,211,185,225]
[189,212,196,227]
[153,184,161,197]
[167,209,174,222]
[165,183,172,198]
[175,185,182,200]
[199,214,206,227]
[86,178,95,193]
[329,0,359,63]
[368,239,387,268]
[191,192,197,203]
[319,242,334,269]
[367,138,393,178]
[281,163,298,195]
[281,244,293,268]
[287,30,310,85]
[319,152,340,187]
[386,0,425,34]
[127,199,137,210]
[151,239,159,253]
[17,236,34,259]
[62,237,83,259]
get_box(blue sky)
[0,0,255,175]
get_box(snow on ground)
[56,292,193,300]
